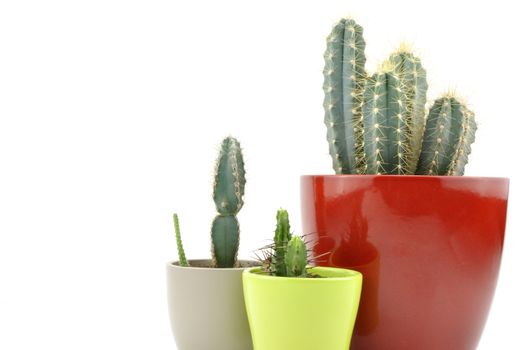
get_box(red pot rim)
[301,174,509,181]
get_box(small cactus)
[448,106,476,175]
[173,213,189,267]
[255,209,317,278]
[285,236,308,277]
[211,136,246,268]
[416,95,476,175]
[323,18,476,176]
[172,136,247,268]
[271,209,292,276]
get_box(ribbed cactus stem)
[363,66,412,174]
[272,209,291,277]
[417,95,475,175]
[211,136,246,268]
[213,137,246,215]
[323,18,367,174]
[285,236,308,278]
[447,107,476,175]
[211,215,240,268]
[173,213,189,267]
[387,46,428,172]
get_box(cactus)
[211,136,246,268]
[211,215,240,267]
[171,136,247,268]
[285,236,308,277]
[323,18,476,176]
[255,209,317,278]
[448,107,476,175]
[386,46,428,173]
[363,66,411,174]
[271,209,292,276]
[416,95,476,175]
[173,213,189,267]
[323,18,367,174]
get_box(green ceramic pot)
[243,266,362,350]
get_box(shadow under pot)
[167,259,259,350]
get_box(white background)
[0,0,525,349]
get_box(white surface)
[0,0,524,349]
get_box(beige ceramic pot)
[167,259,258,350]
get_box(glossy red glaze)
[301,175,509,350]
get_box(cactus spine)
[211,136,246,268]
[323,18,367,174]
[416,95,476,175]
[285,236,308,277]
[323,18,476,176]
[272,209,291,276]
[173,213,189,267]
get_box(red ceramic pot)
[301,175,509,350]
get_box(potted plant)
[243,209,363,350]
[167,136,259,350]
[300,18,509,350]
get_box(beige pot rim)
[167,259,260,271]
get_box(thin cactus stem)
[173,213,189,267]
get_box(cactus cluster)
[262,209,311,278]
[323,18,476,176]
[172,136,246,268]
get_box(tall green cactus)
[211,136,246,268]
[323,18,367,174]
[323,18,476,176]
[285,236,308,278]
[416,95,476,175]
[271,209,292,276]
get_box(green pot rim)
[244,266,362,282]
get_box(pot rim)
[167,259,260,271]
[244,266,362,282]
[301,174,509,180]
